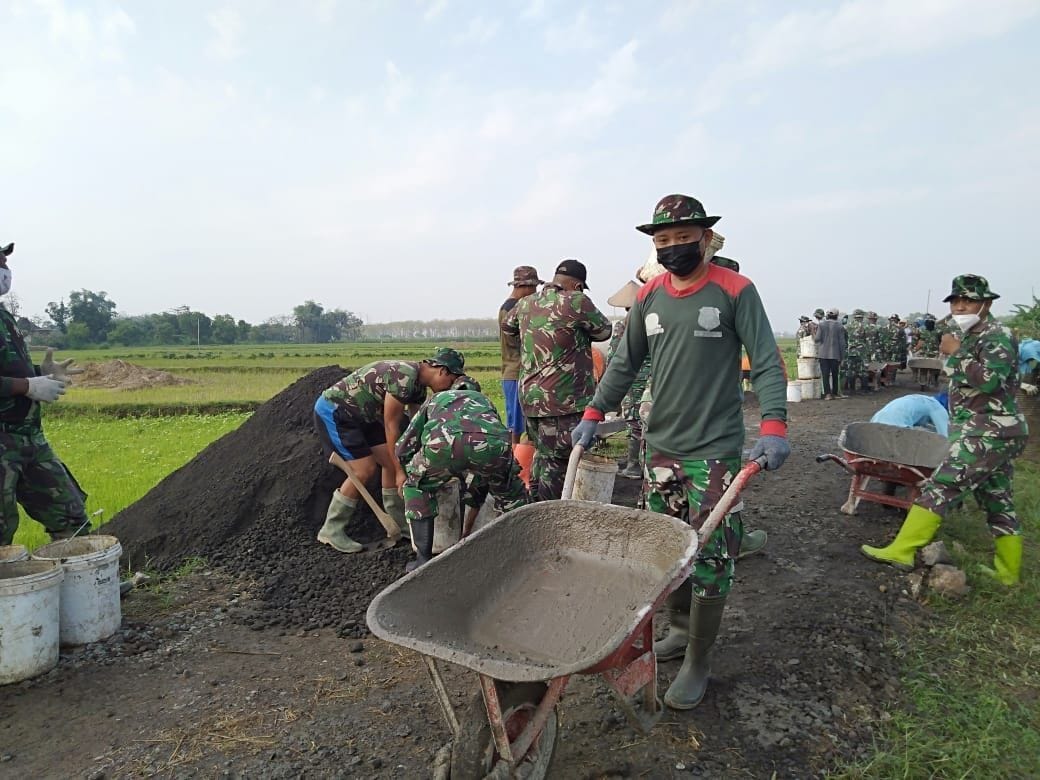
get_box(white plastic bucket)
[0,545,29,563]
[431,481,462,555]
[571,454,618,503]
[787,381,802,403]
[0,560,64,684]
[32,535,122,646]
[800,378,819,400]
[798,336,818,358]
[796,357,820,380]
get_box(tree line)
[9,290,364,347]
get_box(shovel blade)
[362,536,402,553]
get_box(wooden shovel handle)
[328,452,401,541]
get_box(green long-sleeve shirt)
[588,266,787,460]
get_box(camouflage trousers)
[526,413,582,502]
[402,432,527,522]
[917,434,1027,536]
[644,446,743,598]
[1,429,88,546]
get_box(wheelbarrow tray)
[366,500,698,682]
[907,357,944,372]
[839,421,948,469]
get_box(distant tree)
[65,322,91,349]
[293,300,326,342]
[67,290,117,342]
[45,299,70,334]
[211,314,238,344]
[2,292,21,318]
[236,319,252,342]
[109,318,150,346]
[323,308,364,341]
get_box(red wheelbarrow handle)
[697,456,766,545]
[816,453,854,474]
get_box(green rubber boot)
[663,595,727,710]
[653,579,691,661]
[979,535,1023,586]
[317,490,363,553]
[381,488,411,539]
[621,437,643,479]
[737,528,768,560]
[860,504,941,569]
[405,518,434,573]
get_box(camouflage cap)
[943,274,1000,302]
[425,347,465,375]
[852,308,865,318]
[1,243,13,257]
[867,311,878,320]
[799,315,810,322]
[508,266,544,287]
[636,194,721,235]
[889,313,900,321]
[923,313,936,322]
[451,374,482,392]
[710,255,740,272]
[813,308,825,318]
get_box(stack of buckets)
[788,336,822,403]
[0,536,122,685]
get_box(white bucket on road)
[0,545,29,563]
[787,381,802,403]
[798,336,818,358]
[0,561,64,684]
[796,358,820,380]
[32,535,122,646]
[571,454,618,503]
[431,480,462,555]
[800,378,820,400]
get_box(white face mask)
[0,268,11,296]
[952,313,980,333]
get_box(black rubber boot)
[621,437,642,479]
[405,518,434,573]
[653,579,691,661]
[663,595,727,710]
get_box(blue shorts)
[502,380,525,435]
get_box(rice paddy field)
[13,339,799,549]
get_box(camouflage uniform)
[917,316,1028,535]
[0,307,88,545]
[886,316,907,365]
[395,390,527,523]
[795,318,813,339]
[844,311,869,392]
[501,281,612,500]
[915,321,941,358]
[864,313,882,363]
[607,317,651,439]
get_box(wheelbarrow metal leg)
[478,674,567,771]
[841,474,863,514]
[423,656,460,739]
[600,621,662,734]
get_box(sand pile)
[76,359,194,390]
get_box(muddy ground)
[1,385,929,779]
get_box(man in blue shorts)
[498,266,543,445]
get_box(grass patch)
[839,461,1040,779]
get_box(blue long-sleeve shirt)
[870,395,950,438]
[1019,338,1039,378]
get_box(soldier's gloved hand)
[571,418,600,450]
[26,375,68,403]
[41,348,85,380]
[748,435,790,471]
[1022,382,1038,397]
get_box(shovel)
[328,452,403,552]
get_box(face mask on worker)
[656,239,702,276]
[0,268,11,296]
[952,313,981,332]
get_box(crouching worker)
[395,388,528,572]
[862,275,1028,585]
[312,349,464,553]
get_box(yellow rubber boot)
[860,505,941,569]
[979,535,1023,586]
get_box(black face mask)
[656,241,702,276]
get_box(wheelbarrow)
[366,448,764,778]
[816,422,949,514]
[907,356,944,390]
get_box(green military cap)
[852,308,865,318]
[943,274,1000,302]
[813,308,825,318]
[425,347,465,375]
[637,194,721,235]
[867,311,878,319]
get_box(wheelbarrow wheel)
[450,681,558,780]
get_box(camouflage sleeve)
[500,301,520,337]
[589,299,649,414]
[395,403,427,463]
[576,293,613,342]
[735,283,788,427]
[607,320,625,362]
[946,329,1014,394]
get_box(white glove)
[26,375,68,403]
[41,348,85,380]
[1022,382,1038,397]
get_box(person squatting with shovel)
[312,348,465,553]
[861,275,1028,585]
[395,385,528,571]
[573,194,790,710]
[0,241,91,546]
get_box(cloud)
[454,15,501,44]
[555,39,642,131]
[33,0,92,48]
[383,60,413,112]
[509,155,585,225]
[207,7,244,60]
[544,7,603,53]
[313,0,338,24]
[423,0,448,22]
[521,0,545,20]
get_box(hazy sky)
[2,0,1038,329]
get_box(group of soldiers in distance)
[796,308,948,394]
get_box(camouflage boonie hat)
[636,194,721,235]
[451,374,482,392]
[711,255,740,272]
[867,311,878,320]
[813,308,825,318]
[923,313,936,322]
[508,266,544,287]
[799,315,810,322]
[943,274,1000,302]
[425,347,465,375]
[852,308,865,318]
[889,313,900,321]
